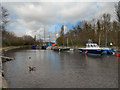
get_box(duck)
[29,57,31,59]
[29,66,36,71]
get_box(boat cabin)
[86,43,99,48]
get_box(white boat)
[78,42,115,55]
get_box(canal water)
[3,48,118,88]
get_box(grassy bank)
[0,45,31,51]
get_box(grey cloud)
[2,2,117,41]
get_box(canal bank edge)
[0,56,8,88]
[0,46,30,88]
[0,45,30,52]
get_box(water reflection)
[3,49,118,88]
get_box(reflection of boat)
[54,47,70,52]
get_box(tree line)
[0,2,120,47]
[0,6,43,47]
[56,2,120,48]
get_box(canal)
[3,48,118,88]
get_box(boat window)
[93,45,96,47]
[95,44,97,47]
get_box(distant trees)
[0,6,40,47]
[115,1,120,48]
[56,25,64,46]
[116,1,120,25]
[0,6,9,47]
[56,2,120,47]
[2,29,35,46]
[56,13,119,47]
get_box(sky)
[1,1,119,42]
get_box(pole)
[44,26,45,43]
[39,31,40,45]
[55,26,56,43]
[105,26,108,47]
[67,37,68,47]
[49,33,50,42]
[99,33,101,46]
[63,25,64,47]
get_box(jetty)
[0,56,14,62]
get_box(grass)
[0,45,31,50]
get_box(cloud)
[2,2,118,41]
[2,0,120,2]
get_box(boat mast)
[34,35,36,44]
[105,29,107,47]
[49,32,50,43]
[67,37,68,47]
[44,26,45,43]
[68,31,73,47]
[67,28,69,47]
[63,25,64,47]
[39,31,40,45]
[55,26,56,43]
[99,33,101,46]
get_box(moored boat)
[42,46,47,49]
[78,42,115,55]
[54,47,70,52]
[78,43,104,55]
[31,44,37,49]
[70,48,74,51]
[41,44,47,49]
[101,47,115,55]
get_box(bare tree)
[1,6,9,31]
[115,1,120,48]
[116,1,120,26]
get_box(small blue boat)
[54,47,70,52]
[42,45,47,49]
[31,44,37,49]
[101,47,115,55]
[41,44,47,49]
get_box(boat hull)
[54,48,70,51]
[42,46,47,49]
[79,49,104,55]
[31,46,37,49]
